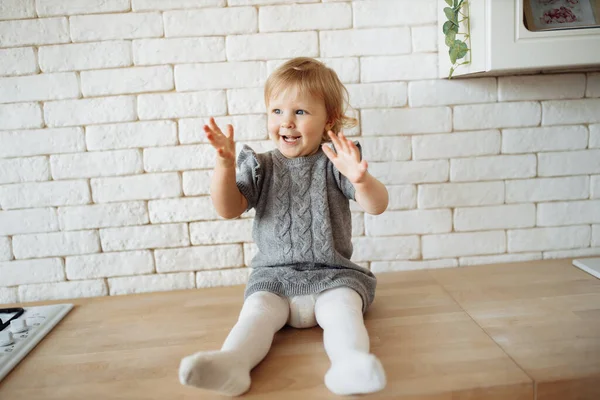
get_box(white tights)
[179,287,386,396]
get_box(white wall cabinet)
[438,0,600,78]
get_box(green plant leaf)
[449,46,458,64]
[445,0,453,5]
[455,39,469,59]
[443,7,457,23]
[445,31,456,47]
[443,20,458,35]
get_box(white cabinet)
[438,0,600,78]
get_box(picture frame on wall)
[524,0,600,31]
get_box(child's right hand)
[204,117,236,168]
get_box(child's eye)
[296,110,306,115]
[272,109,281,114]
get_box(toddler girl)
[179,57,389,396]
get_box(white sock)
[315,287,386,395]
[179,291,289,396]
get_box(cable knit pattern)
[235,145,377,313]
[273,155,293,264]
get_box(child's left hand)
[322,130,368,184]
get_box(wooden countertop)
[0,259,599,400]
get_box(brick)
[138,90,226,119]
[544,248,600,260]
[413,130,500,160]
[0,237,11,261]
[454,102,541,130]
[542,99,600,125]
[100,223,189,251]
[71,12,163,42]
[353,0,436,28]
[387,185,417,210]
[19,280,107,302]
[155,244,243,272]
[419,182,504,209]
[133,37,225,65]
[226,88,264,115]
[196,268,250,288]
[591,124,600,148]
[366,209,451,236]
[243,242,257,266]
[502,125,588,153]
[506,176,589,203]
[81,66,173,96]
[346,82,407,109]
[352,236,420,262]
[359,137,410,162]
[538,150,600,177]
[361,55,438,82]
[229,0,315,4]
[423,231,505,259]
[508,226,591,252]
[91,173,181,203]
[143,145,214,172]
[86,121,178,151]
[352,212,364,236]
[0,258,64,286]
[362,107,451,135]
[44,96,136,127]
[108,272,195,295]
[409,78,497,107]
[36,0,130,16]
[165,7,256,37]
[455,204,536,231]
[182,170,212,196]
[260,3,350,32]
[0,180,90,209]
[13,231,100,259]
[226,32,318,61]
[592,175,600,198]
[369,160,448,185]
[39,41,132,72]
[132,0,225,11]
[0,287,17,304]
[58,201,148,230]
[0,18,69,47]
[190,219,253,245]
[459,253,542,267]
[50,150,143,179]
[267,57,359,84]
[66,250,154,280]
[0,127,84,158]
[0,156,49,184]
[593,225,600,247]
[321,28,410,58]
[412,25,437,52]
[149,197,218,223]
[587,73,600,97]
[0,103,42,130]
[0,0,35,20]
[175,62,265,92]
[499,74,585,101]
[0,47,37,76]
[179,115,267,144]
[538,200,600,227]
[451,155,536,182]
[371,259,457,274]
[0,208,58,235]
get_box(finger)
[360,159,368,172]
[209,117,224,137]
[337,131,349,153]
[321,143,337,161]
[347,139,360,161]
[225,124,234,141]
[328,130,342,153]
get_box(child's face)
[267,86,331,158]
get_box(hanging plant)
[443,0,471,78]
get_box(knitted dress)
[235,144,376,313]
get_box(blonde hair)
[264,57,358,141]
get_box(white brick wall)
[1,1,599,303]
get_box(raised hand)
[322,130,368,184]
[204,117,236,168]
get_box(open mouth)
[281,135,300,143]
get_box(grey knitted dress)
[235,144,377,313]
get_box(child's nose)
[280,118,295,129]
